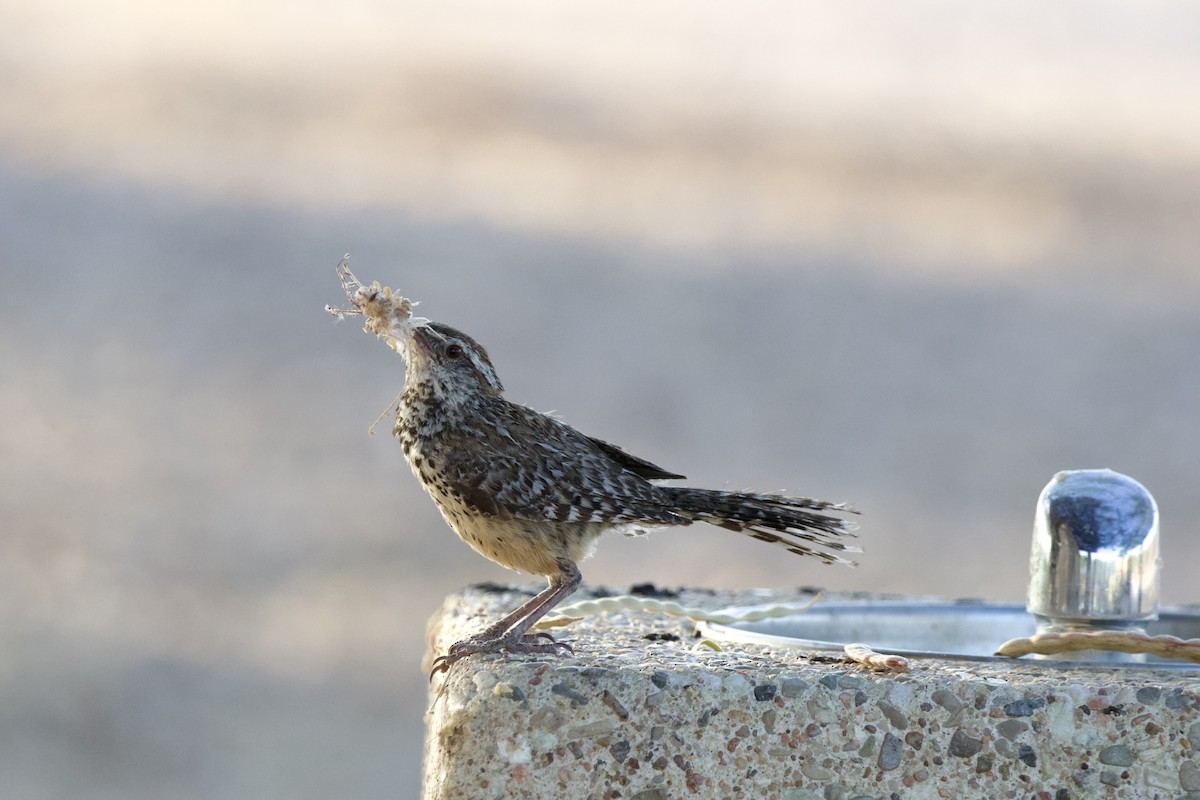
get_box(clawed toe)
[535,633,575,655]
[428,631,574,681]
[428,654,458,681]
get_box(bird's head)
[402,321,505,403]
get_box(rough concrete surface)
[425,586,1200,799]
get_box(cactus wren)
[387,320,857,676]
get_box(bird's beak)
[411,326,436,354]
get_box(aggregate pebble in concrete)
[422,585,1200,799]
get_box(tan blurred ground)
[2,1,1199,797]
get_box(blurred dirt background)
[2,1,1199,797]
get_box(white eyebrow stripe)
[466,349,503,391]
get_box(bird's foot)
[429,631,573,680]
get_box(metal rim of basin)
[697,601,1200,673]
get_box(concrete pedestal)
[422,585,1200,799]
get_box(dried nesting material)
[326,256,430,433]
[325,256,427,354]
[844,642,910,672]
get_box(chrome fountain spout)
[1027,469,1160,662]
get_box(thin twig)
[996,630,1200,662]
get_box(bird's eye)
[445,343,464,359]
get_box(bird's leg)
[430,559,581,678]
[490,559,581,645]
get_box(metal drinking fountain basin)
[700,469,1200,672]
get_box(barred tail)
[663,487,859,565]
